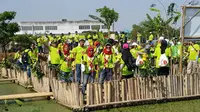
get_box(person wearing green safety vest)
[148,32,154,42]
[120,32,125,39]
[82,46,98,94]
[187,41,199,74]
[44,40,61,78]
[74,31,79,47]
[87,33,92,39]
[130,42,138,59]
[171,39,180,75]
[59,43,74,82]
[137,32,141,44]
[138,53,149,77]
[154,39,171,76]
[14,48,23,69]
[87,34,93,46]
[115,31,119,41]
[99,43,117,84]
[71,39,86,84]
[93,32,98,41]
[120,43,135,79]
[37,36,44,54]
[22,43,38,78]
[120,32,125,43]
[48,42,61,65]
[58,33,64,42]
[67,32,73,42]
[48,34,54,44]
[171,40,179,64]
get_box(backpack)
[22,50,30,64]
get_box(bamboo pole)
[131,78,134,100]
[155,77,158,98]
[180,6,186,73]
[98,84,103,104]
[80,91,83,106]
[137,77,141,99]
[104,82,108,103]
[121,80,125,101]
[95,83,99,104]
[116,80,120,102]
[86,84,90,105]
[134,78,138,99]
[149,77,153,98]
[190,74,193,95]
[108,82,111,103]
[197,73,199,94]
[140,77,144,99]
[128,79,131,100]
[167,75,171,97]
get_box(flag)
[150,4,156,7]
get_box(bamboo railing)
[1,64,200,110]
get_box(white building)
[16,19,111,35]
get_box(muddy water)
[0,82,33,95]
[0,81,71,112]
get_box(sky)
[0,0,189,31]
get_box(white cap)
[165,39,169,43]
[159,36,164,40]
[131,42,138,46]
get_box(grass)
[97,99,200,112]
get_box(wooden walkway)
[0,78,17,82]
[0,92,53,100]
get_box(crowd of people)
[13,31,200,94]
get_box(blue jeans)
[16,60,23,69]
[99,68,113,84]
[59,71,73,82]
[23,63,31,78]
[82,72,96,94]
[75,64,81,84]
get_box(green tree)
[12,34,36,50]
[89,6,119,36]
[0,11,19,74]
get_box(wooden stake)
[108,82,111,103]
[104,82,108,103]
[121,80,125,101]
[98,84,103,104]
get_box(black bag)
[125,56,137,71]
[22,50,30,64]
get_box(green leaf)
[15,99,23,106]
[4,99,7,105]
[149,7,161,12]
[89,15,107,25]
[146,14,153,22]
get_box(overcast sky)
[0,0,191,31]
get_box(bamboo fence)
[1,65,200,110]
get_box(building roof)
[19,20,102,24]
